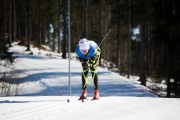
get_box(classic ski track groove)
[0,97,99,120]
[0,99,70,120]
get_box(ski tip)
[91,98,99,101]
[78,98,88,102]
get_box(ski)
[78,98,99,102]
[91,98,99,101]
[78,98,88,102]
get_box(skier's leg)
[82,68,89,89]
[79,63,89,99]
[89,48,101,89]
[90,66,100,99]
[89,48,101,99]
[90,66,98,89]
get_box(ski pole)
[99,28,112,47]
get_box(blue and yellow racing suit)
[75,41,101,90]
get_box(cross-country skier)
[75,38,101,100]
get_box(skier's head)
[79,38,90,53]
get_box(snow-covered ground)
[0,42,180,120]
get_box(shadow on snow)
[13,69,156,97]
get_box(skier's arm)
[75,51,88,63]
[75,53,89,69]
[77,58,89,69]
[75,49,89,69]
[76,57,89,63]
[89,47,101,67]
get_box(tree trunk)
[52,32,55,51]
[4,0,7,42]
[81,0,87,38]
[104,6,111,66]
[85,0,88,38]
[38,0,41,45]
[117,0,120,69]
[12,0,16,41]
[57,0,61,53]
[99,0,103,66]
[139,20,146,86]
[62,0,67,59]
[41,19,44,45]
[9,0,12,46]
[42,17,46,45]
[127,0,131,78]
[166,47,171,97]
[26,0,32,51]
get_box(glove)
[78,58,89,63]
[83,59,89,63]
[82,62,89,69]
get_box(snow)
[0,42,180,120]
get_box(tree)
[57,0,61,53]
[62,0,67,59]
[12,0,17,41]
[9,0,12,46]
[26,0,32,51]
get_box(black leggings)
[81,66,98,90]
[81,47,100,90]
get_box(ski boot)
[93,89,99,100]
[79,89,87,100]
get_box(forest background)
[0,0,180,97]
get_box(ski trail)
[0,97,68,120]
[1,97,180,120]
[0,97,93,120]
